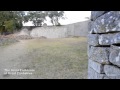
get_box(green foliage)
[26,11,65,26]
[0,11,65,34]
[27,11,46,26]
[0,26,4,34]
[46,11,65,26]
[14,20,23,30]
[0,11,26,34]
[4,20,15,33]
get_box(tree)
[0,11,66,34]
[46,11,65,26]
[0,11,27,34]
[27,11,46,26]
[12,11,27,29]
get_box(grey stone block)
[89,60,104,74]
[87,45,90,58]
[90,11,120,34]
[112,33,120,44]
[88,34,99,46]
[89,46,110,64]
[88,21,92,32]
[103,75,110,79]
[88,66,105,79]
[99,34,113,45]
[104,65,120,79]
[87,45,93,58]
[109,45,120,67]
[91,11,108,21]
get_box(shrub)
[4,20,15,33]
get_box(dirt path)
[0,40,32,79]
[0,38,88,79]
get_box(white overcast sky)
[23,11,91,26]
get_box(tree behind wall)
[46,11,65,26]
[27,11,46,26]
[0,11,66,35]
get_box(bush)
[15,21,23,30]
[0,26,3,34]
[0,20,23,35]
[4,20,15,33]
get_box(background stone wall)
[67,20,89,37]
[30,26,68,38]
[21,20,89,38]
[88,11,120,79]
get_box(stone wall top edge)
[91,11,110,21]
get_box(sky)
[23,11,91,26]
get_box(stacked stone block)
[88,11,120,79]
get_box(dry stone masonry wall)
[88,11,120,79]
[22,20,89,39]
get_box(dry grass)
[0,37,88,79]
[24,37,88,79]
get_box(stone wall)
[30,26,68,38]
[67,20,89,37]
[22,20,89,38]
[88,11,120,79]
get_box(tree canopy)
[26,11,46,26]
[46,11,65,26]
[0,11,26,34]
[0,11,65,35]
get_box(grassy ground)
[0,37,88,79]
[25,37,88,79]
